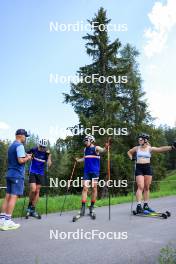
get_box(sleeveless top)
[28,147,48,176]
[84,146,100,174]
[136,146,151,161]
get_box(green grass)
[158,244,176,264]
[151,170,176,198]
[1,170,176,218]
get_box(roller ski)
[72,205,85,222]
[132,204,170,219]
[25,207,41,220]
[25,208,31,219]
[89,205,96,220]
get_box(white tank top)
[136,146,151,160]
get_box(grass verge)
[0,170,176,218]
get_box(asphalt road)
[0,196,176,264]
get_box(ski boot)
[30,210,41,219]
[89,205,96,220]
[72,205,85,222]
[29,206,42,219]
[80,204,85,216]
[136,204,143,214]
[25,208,31,219]
[143,203,155,213]
[133,204,149,216]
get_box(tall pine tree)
[63,7,166,196]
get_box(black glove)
[171,141,176,150]
[131,157,136,161]
[46,150,50,159]
[131,153,136,161]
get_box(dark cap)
[15,129,30,137]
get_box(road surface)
[0,196,176,264]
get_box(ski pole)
[45,164,49,216]
[60,160,77,216]
[21,158,32,219]
[107,137,111,221]
[130,155,136,214]
[21,186,27,219]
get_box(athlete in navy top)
[26,138,52,218]
[28,147,49,176]
[0,129,32,231]
[76,135,109,217]
[84,145,100,176]
[127,133,175,214]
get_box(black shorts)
[29,173,45,185]
[135,163,153,176]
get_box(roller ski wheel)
[132,210,137,215]
[72,206,85,222]
[161,213,167,219]
[72,214,81,222]
[25,214,29,219]
[166,211,171,217]
[25,209,31,219]
[90,212,96,220]
[89,206,96,220]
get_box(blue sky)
[0,0,175,143]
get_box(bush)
[158,245,176,264]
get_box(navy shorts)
[135,163,153,176]
[83,172,99,181]
[29,173,45,185]
[6,177,24,196]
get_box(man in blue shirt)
[26,138,52,218]
[0,129,32,231]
